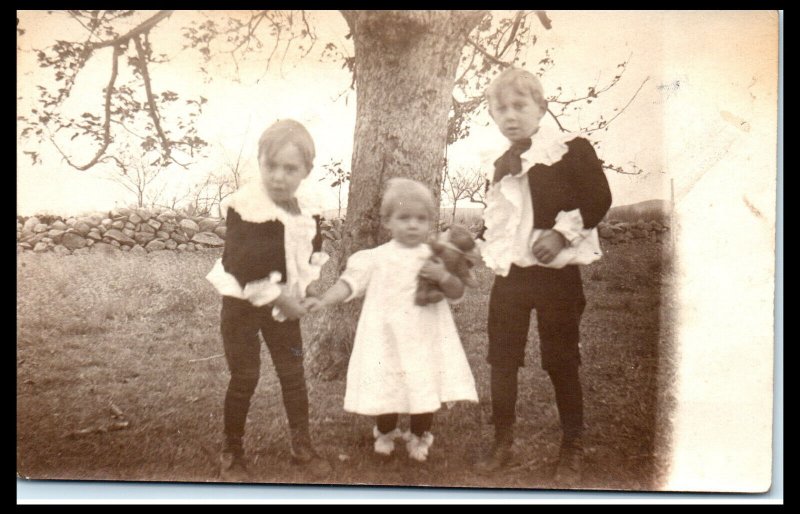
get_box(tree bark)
[305,10,485,379]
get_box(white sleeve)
[242,271,284,307]
[206,259,245,299]
[553,209,591,246]
[339,249,375,302]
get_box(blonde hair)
[257,119,316,171]
[380,178,436,221]
[485,67,548,112]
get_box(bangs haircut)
[257,119,316,171]
[380,178,436,221]
[486,68,548,111]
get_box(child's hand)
[274,294,307,320]
[420,257,449,284]
[532,230,568,264]
[302,297,324,313]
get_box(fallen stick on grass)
[109,403,124,417]
[188,353,224,363]
[64,420,130,439]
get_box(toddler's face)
[384,200,431,247]
[259,143,310,204]
[489,88,545,142]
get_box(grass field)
[17,240,673,491]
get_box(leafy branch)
[20,10,208,171]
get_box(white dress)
[339,240,479,415]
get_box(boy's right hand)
[532,229,568,264]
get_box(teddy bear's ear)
[448,225,476,251]
[463,247,482,267]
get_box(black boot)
[475,425,514,474]
[290,430,332,478]
[219,438,249,482]
[553,435,583,486]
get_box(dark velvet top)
[221,206,324,289]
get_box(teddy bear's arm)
[437,269,465,300]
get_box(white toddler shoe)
[373,426,403,456]
[403,431,435,462]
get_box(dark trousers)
[220,296,310,452]
[487,265,586,443]
[376,413,434,437]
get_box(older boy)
[475,68,612,485]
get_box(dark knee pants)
[487,265,586,441]
[221,296,309,447]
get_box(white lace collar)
[223,181,322,224]
[516,126,581,176]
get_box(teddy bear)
[415,224,481,306]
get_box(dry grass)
[17,241,673,491]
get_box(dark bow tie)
[492,138,532,184]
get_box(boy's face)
[258,143,310,204]
[489,88,545,142]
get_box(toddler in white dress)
[307,178,478,461]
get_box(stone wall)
[16,208,670,255]
[16,208,226,255]
[596,219,670,245]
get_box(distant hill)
[605,199,670,223]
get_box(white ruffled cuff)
[242,271,284,307]
[553,209,588,246]
[310,251,330,268]
[271,306,287,323]
[206,259,245,299]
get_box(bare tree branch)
[111,119,146,139]
[585,77,649,134]
[454,45,478,86]
[279,31,297,77]
[465,37,510,67]
[549,55,631,105]
[88,10,174,50]
[602,162,646,175]
[67,10,102,42]
[133,35,170,161]
[99,150,166,207]
[534,11,552,30]
[50,44,121,170]
[497,11,525,58]
[547,106,568,132]
[442,167,487,222]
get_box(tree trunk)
[305,10,485,379]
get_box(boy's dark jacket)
[509,137,612,231]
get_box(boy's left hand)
[420,257,449,284]
[532,230,567,264]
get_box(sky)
[14,9,708,217]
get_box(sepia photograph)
[16,10,780,501]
